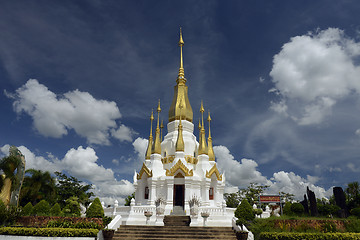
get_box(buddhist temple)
[106,29,235,227]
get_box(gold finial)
[145,110,154,159]
[198,101,208,155]
[198,118,201,131]
[207,111,215,161]
[175,98,185,152]
[152,101,162,154]
[177,27,186,85]
[160,120,164,142]
[179,27,184,46]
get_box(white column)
[165,177,174,214]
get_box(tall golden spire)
[152,100,162,154]
[145,110,154,159]
[198,101,208,155]
[160,120,164,142]
[169,28,193,123]
[175,99,185,152]
[207,111,215,161]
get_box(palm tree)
[20,169,57,206]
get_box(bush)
[235,199,255,226]
[290,203,304,216]
[283,202,292,216]
[86,198,104,218]
[46,219,101,229]
[63,197,81,217]
[50,203,62,216]
[350,207,360,218]
[0,200,22,226]
[318,203,341,217]
[345,219,360,233]
[33,200,50,216]
[0,227,98,237]
[22,202,33,216]
[259,232,360,240]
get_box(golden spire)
[207,111,215,161]
[198,101,208,155]
[175,99,185,152]
[177,27,185,84]
[160,120,164,142]
[145,110,154,159]
[152,100,162,154]
[169,28,193,123]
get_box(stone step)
[113,225,237,240]
[163,215,191,226]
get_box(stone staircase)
[112,225,237,240]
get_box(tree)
[239,183,269,206]
[124,193,135,206]
[290,202,304,216]
[54,172,93,208]
[33,199,51,216]
[346,181,360,210]
[62,196,81,217]
[224,193,240,208]
[22,202,33,216]
[50,203,62,216]
[279,192,295,203]
[86,198,104,218]
[235,199,255,228]
[20,169,57,206]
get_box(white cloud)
[132,137,148,162]
[214,145,331,200]
[355,129,360,136]
[214,145,269,188]
[111,124,135,142]
[270,28,360,125]
[8,79,130,145]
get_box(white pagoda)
[107,29,235,227]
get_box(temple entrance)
[173,184,185,208]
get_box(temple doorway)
[173,184,185,208]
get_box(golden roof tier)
[168,28,193,123]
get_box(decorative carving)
[185,155,198,164]
[206,164,222,181]
[137,163,153,180]
[161,155,175,164]
[166,160,193,177]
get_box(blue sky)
[1,0,360,204]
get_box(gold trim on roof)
[206,164,222,181]
[137,163,153,180]
[162,155,175,164]
[166,160,193,177]
[185,155,198,164]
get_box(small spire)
[152,100,162,154]
[175,98,185,152]
[160,120,164,142]
[177,27,186,85]
[145,110,154,159]
[207,111,215,161]
[198,101,208,155]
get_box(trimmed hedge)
[259,232,360,240]
[0,227,98,237]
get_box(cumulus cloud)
[0,144,134,204]
[111,124,135,142]
[214,145,331,200]
[214,145,269,188]
[6,79,134,145]
[270,28,360,125]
